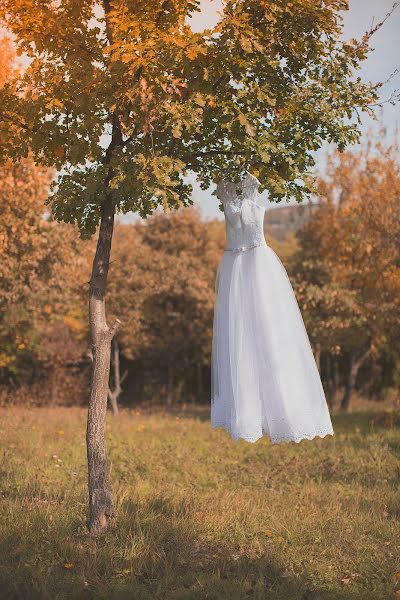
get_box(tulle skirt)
[211,244,334,444]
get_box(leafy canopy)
[0,0,379,237]
[290,136,400,357]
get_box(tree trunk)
[108,390,119,416]
[333,358,340,398]
[107,338,120,416]
[197,363,203,403]
[86,198,119,536]
[167,364,174,407]
[108,338,127,416]
[340,347,371,412]
[314,343,321,374]
[325,353,334,410]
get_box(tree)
[107,337,126,415]
[0,155,90,385]
[0,0,388,533]
[291,137,400,410]
[138,208,223,403]
[107,209,225,406]
[0,38,89,390]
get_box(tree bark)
[340,347,371,412]
[86,198,119,535]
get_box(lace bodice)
[216,173,267,252]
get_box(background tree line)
[1,135,399,412]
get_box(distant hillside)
[264,202,319,242]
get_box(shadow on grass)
[332,409,400,436]
[86,494,374,600]
[131,404,400,437]
[0,491,377,600]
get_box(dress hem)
[211,422,334,445]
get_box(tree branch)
[109,318,121,339]
[0,111,36,132]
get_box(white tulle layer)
[211,244,334,444]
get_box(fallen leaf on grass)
[63,562,74,569]
[280,569,292,578]
[341,573,359,585]
[264,530,273,538]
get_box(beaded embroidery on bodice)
[216,173,267,252]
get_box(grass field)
[0,403,399,600]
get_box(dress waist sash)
[225,241,267,253]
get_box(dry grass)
[0,403,399,599]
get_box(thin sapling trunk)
[86,198,120,535]
[108,338,127,416]
[340,347,371,411]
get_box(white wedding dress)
[211,173,334,444]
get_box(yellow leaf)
[186,45,207,60]
[45,98,63,110]
[240,36,253,53]
[239,113,255,136]
[193,93,206,107]
[186,47,199,60]
[264,530,273,538]
[64,562,74,569]
[172,123,182,139]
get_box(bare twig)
[109,318,121,339]
[362,2,400,43]
[367,89,400,108]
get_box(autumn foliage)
[107,209,225,402]
[0,6,390,398]
[0,0,381,235]
[2,139,399,411]
[0,157,88,386]
[291,137,400,409]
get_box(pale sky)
[187,0,400,219]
